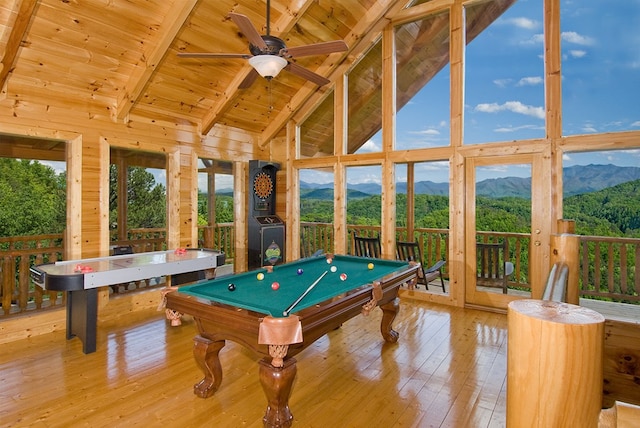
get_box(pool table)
[165,253,418,428]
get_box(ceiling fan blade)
[177,52,251,59]
[238,69,259,89]
[285,62,331,86]
[282,40,348,58]
[228,12,267,50]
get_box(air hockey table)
[30,248,225,353]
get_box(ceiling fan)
[177,0,348,89]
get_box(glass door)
[465,153,549,310]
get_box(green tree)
[197,192,234,225]
[0,159,66,237]
[109,165,166,229]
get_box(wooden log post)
[550,220,580,304]
[507,299,605,428]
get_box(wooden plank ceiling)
[0,0,512,155]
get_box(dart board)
[253,171,274,200]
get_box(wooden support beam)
[116,0,199,121]
[0,0,40,92]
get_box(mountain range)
[213,164,640,199]
[294,164,640,199]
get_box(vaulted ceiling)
[0,0,512,152]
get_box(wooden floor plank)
[0,300,508,427]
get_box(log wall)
[603,319,640,407]
[0,108,263,341]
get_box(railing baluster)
[620,244,628,295]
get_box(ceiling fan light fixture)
[249,55,287,79]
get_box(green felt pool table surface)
[177,254,410,317]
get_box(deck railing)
[1,225,638,317]
[110,228,167,253]
[198,223,235,261]
[302,223,639,302]
[579,235,639,303]
[0,234,65,315]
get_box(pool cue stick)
[283,270,328,316]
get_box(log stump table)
[507,299,605,428]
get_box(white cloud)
[409,129,440,136]
[568,50,587,58]
[581,125,598,133]
[494,124,543,133]
[516,76,543,86]
[505,17,540,30]
[520,33,544,45]
[40,160,66,174]
[347,167,381,185]
[493,78,512,88]
[561,31,595,46]
[474,101,545,119]
[354,139,380,153]
[631,121,640,127]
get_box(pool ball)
[367,263,374,270]
[340,273,347,281]
[330,266,337,272]
[271,282,280,290]
[257,272,265,280]
[228,283,236,291]
[326,257,333,264]
[297,268,304,275]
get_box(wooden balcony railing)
[1,225,638,318]
[579,235,640,303]
[110,228,167,253]
[0,234,65,315]
[198,223,235,261]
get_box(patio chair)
[396,240,446,292]
[476,241,514,294]
[353,232,381,258]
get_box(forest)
[300,182,640,238]
[1,158,639,239]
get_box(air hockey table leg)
[67,288,97,354]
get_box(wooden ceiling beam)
[115,0,199,122]
[200,0,316,135]
[0,0,40,93]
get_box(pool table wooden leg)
[259,357,296,428]
[192,335,225,398]
[379,298,400,343]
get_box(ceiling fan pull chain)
[269,80,274,113]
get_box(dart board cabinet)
[248,160,285,271]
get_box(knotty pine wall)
[0,107,282,342]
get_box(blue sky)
[332,0,640,186]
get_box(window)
[347,40,383,154]
[464,0,544,144]
[395,10,451,150]
[298,91,335,158]
[561,0,640,135]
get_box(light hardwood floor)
[0,299,508,428]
